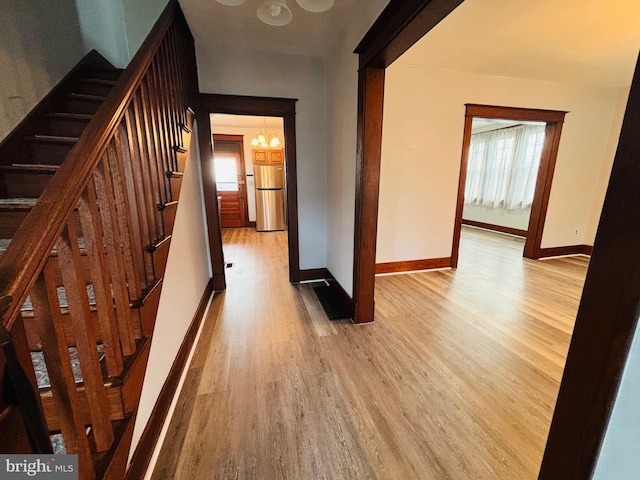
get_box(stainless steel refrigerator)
[254,164,286,231]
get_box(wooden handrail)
[0,0,182,331]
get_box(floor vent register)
[312,285,350,320]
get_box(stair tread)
[77,78,117,86]
[45,113,93,120]
[0,235,86,253]
[0,163,60,172]
[66,93,106,101]
[0,198,38,209]
[28,135,79,143]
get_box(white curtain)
[464,124,546,210]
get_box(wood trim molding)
[212,134,243,142]
[354,0,464,69]
[352,1,462,325]
[462,219,527,238]
[465,104,568,124]
[353,67,385,323]
[451,113,474,268]
[299,268,328,282]
[451,104,566,266]
[326,270,356,320]
[125,278,214,480]
[375,257,451,274]
[538,245,593,258]
[198,94,300,284]
[525,120,565,259]
[197,110,226,291]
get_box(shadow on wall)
[0,0,85,139]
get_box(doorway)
[213,134,249,228]
[197,94,300,289]
[452,104,566,266]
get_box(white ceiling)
[399,0,640,88]
[179,0,362,57]
[180,0,640,87]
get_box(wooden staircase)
[0,2,198,479]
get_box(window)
[464,124,546,210]
[214,155,239,191]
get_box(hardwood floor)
[150,226,589,480]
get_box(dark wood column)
[353,67,385,324]
[196,108,226,291]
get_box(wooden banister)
[0,0,198,475]
[0,0,184,331]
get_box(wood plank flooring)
[150,226,589,480]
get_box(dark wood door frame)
[352,0,464,323]
[452,104,566,266]
[354,1,640,478]
[212,134,250,228]
[197,94,299,290]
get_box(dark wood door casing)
[198,94,300,286]
[452,104,567,266]
[352,0,464,324]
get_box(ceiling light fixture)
[295,0,334,13]
[257,0,293,26]
[215,0,246,6]
[251,119,281,148]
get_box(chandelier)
[215,0,335,27]
[250,119,281,148]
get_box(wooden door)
[214,151,248,228]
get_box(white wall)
[75,0,130,68]
[462,205,530,232]
[0,0,86,140]
[377,63,625,263]
[196,43,327,269]
[210,123,285,223]
[324,0,391,296]
[75,0,168,69]
[122,0,168,59]
[130,121,211,457]
[585,87,630,242]
[593,324,640,479]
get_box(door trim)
[352,0,463,323]
[452,104,566,266]
[198,94,300,287]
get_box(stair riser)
[74,82,114,97]
[64,98,102,115]
[1,170,55,198]
[169,176,182,202]
[47,117,91,137]
[28,142,75,165]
